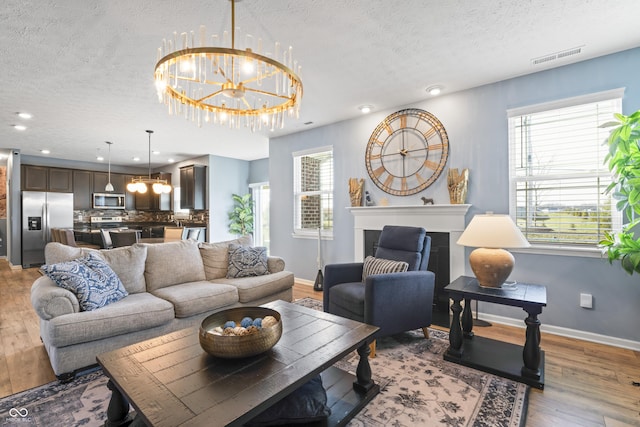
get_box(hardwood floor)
[1,263,638,426]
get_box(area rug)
[0,298,528,427]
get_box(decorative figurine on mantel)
[447,168,469,204]
[349,178,365,206]
[365,191,374,206]
[421,197,434,205]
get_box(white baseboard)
[295,278,315,287]
[479,313,640,351]
[294,277,640,351]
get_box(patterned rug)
[0,298,528,427]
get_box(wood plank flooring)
[1,263,638,426]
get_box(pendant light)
[126,130,172,194]
[105,141,114,192]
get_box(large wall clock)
[365,108,449,196]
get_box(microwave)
[93,193,126,209]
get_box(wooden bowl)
[199,307,282,358]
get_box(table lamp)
[457,213,531,288]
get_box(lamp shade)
[457,214,530,249]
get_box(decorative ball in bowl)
[199,307,282,358]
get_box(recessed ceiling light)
[97,156,104,161]
[359,105,373,114]
[152,150,160,155]
[17,112,32,119]
[168,158,175,163]
[41,149,50,154]
[426,86,442,96]
[13,124,27,131]
[133,157,140,162]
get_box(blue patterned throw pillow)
[41,253,128,311]
[226,244,269,278]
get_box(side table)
[444,275,547,389]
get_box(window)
[293,147,333,238]
[508,89,623,250]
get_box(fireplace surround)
[348,204,471,310]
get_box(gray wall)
[210,156,250,242]
[269,47,640,343]
[249,158,269,184]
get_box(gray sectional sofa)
[30,237,294,380]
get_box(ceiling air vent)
[531,46,583,66]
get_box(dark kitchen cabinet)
[180,165,206,210]
[123,175,136,210]
[22,165,73,192]
[134,173,172,211]
[73,170,93,210]
[93,172,125,194]
[49,168,73,192]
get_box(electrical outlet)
[580,293,593,309]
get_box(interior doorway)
[250,182,270,251]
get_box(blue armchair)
[323,225,435,355]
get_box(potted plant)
[599,110,640,274]
[228,193,254,236]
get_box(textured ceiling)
[1,0,639,167]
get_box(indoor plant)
[599,110,640,274]
[228,193,254,236]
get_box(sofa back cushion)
[98,244,148,294]
[199,235,253,280]
[45,242,94,265]
[144,240,206,291]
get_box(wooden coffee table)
[97,300,380,427]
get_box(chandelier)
[153,0,303,132]
[127,130,172,195]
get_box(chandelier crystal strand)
[154,0,302,131]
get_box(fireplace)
[349,204,471,313]
[364,229,450,309]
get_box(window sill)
[292,230,333,240]
[511,244,605,258]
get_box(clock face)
[365,108,449,196]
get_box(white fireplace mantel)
[348,204,471,280]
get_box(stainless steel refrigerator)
[22,191,74,267]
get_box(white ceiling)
[2,0,639,168]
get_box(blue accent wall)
[269,48,640,342]
[249,158,269,184]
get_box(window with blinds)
[508,91,623,247]
[293,147,333,237]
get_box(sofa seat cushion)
[143,240,206,292]
[211,271,294,303]
[44,292,174,347]
[151,281,239,318]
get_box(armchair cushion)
[374,225,429,270]
[362,256,408,281]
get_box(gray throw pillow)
[226,244,269,278]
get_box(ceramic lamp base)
[468,247,514,288]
